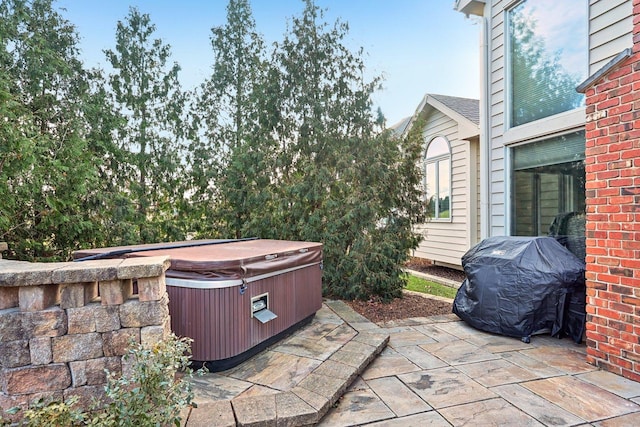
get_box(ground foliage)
[2,334,197,426]
[0,0,425,301]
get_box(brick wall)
[0,255,171,422]
[583,0,640,382]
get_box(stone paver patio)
[182,299,640,426]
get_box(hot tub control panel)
[251,293,277,323]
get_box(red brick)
[600,290,622,302]
[621,331,640,344]
[586,180,608,190]
[611,284,634,295]
[609,337,635,352]
[587,263,608,273]
[610,178,635,187]
[621,258,640,269]
[620,129,640,140]
[598,342,623,356]
[611,249,637,258]
[587,213,611,222]
[587,128,608,139]
[586,346,607,361]
[587,230,608,239]
[609,318,634,332]
[597,205,621,214]
[596,187,621,197]
[597,80,620,93]
[596,170,620,180]
[597,257,621,267]
[597,307,624,320]
[598,274,622,285]
[596,222,621,231]
[610,104,634,116]
[588,313,607,326]
[586,330,607,342]
[621,72,640,86]
[587,279,608,290]
[621,276,640,287]
[591,296,609,307]
[600,238,621,247]
[611,140,636,151]
[609,355,634,370]
[622,148,640,159]
[621,369,640,383]
[610,302,635,314]
[597,324,620,338]
[620,166,640,176]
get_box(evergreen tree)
[191,0,273,238]
[260,0,424,300]
[105,7,187,244]
[0,0,104,260]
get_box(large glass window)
[508,0,587,127]
[511,131,586,236]
[424,136,451,219]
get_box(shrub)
[89,334,197,427]
[22,397,85,427]
[5,334,197,427]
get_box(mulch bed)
[345,293,453,324]
[344,257,465,323]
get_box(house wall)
[582,0,640,382]
[413,109,479,267]
[461,0,639,381]
[483,0,633,237]
[486,0,507,236]
[590,0,634,73]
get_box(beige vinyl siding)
[414,109,476,266]
[487,1,507,236]
[590,0,633,73]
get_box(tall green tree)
[258,0,425,300]
[0,0,105,261]
[191,0,274,238]
[105,7,187,244]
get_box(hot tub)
[74,239,323,371]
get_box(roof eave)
[454,0,486,17]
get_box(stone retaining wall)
[0,252,171,420]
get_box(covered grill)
[452,236,585,343]
[74,239,323,371]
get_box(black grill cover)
[452,236,585,343]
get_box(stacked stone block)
[581,0,640,382]
[0,255,171,420]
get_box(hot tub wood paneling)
[75,239,323,369]
[166,260,322,362]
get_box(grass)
[403,274,458,299]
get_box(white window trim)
[424,136,453,223]
[503,0,589,234]
[503,108,586,146]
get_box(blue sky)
[57,0,480,125]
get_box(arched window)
[424,136,451,219]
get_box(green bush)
[89,334,197,427]
[21,397,85,427]
[6,334,198,427]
